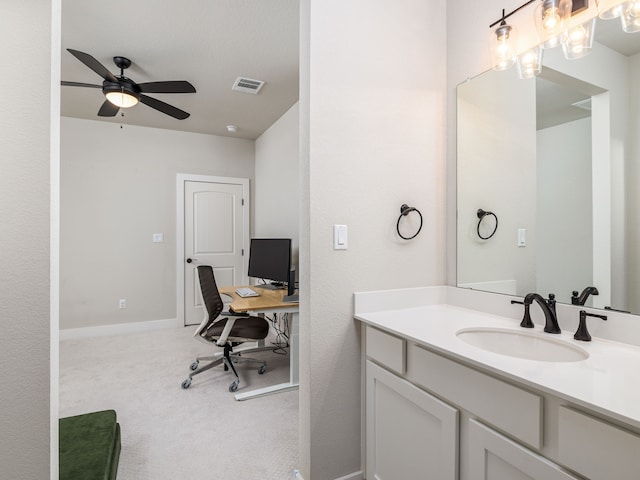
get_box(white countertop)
[356,302,640,430]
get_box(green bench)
[59,410,121,480]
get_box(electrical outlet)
[119,299,127,309]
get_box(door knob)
[186,258,197,264]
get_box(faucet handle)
[574,310,608,342]
[511,300,534,328]
[547,293,557,316]
[571,291,580,305]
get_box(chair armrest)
[223,309,248,316]
[216,317,237,346]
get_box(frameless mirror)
[457,17,640,314]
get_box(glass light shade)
[535,0,572,48]
[596,0,628,19]
[516,47,543,79]
[490,22,517,71]
[622,1,640,32]
[105,91,139,108]
[562,18,596,59]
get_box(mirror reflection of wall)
[457,16,638,314]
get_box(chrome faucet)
[523,293,561,334]
[571,286,599,306]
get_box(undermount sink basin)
[456,327,589,362]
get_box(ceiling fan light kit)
[62,49,196,120]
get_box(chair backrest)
[197,265,225,322]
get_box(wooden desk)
[218,285,299,401]
[218,285,298,312]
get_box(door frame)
[176,173,250,326]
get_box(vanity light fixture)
[622,1,640,32]
[516,46,543,78]
[535,0,573,48]
[562,18,596,59]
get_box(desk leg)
[234,312,299,401]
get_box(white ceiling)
[61,0,300,140]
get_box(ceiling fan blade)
[61,81,102,89]
[97,100,120,117]
[67,49,118,83]
[138,81,196,94]
[139,94,190,120]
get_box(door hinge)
[242,249,244,256]
[242,198,245,206]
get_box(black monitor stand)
[255,283,282,290]
[283,269,298,303]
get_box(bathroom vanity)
[355,287,640,480]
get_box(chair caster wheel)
[181,378,192,389]
[190,361,199,371]
[258,365,266,375]
[229,381,239,392]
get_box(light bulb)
[562,18,596,60]
[535,0,572,48]
[516,47,543,79]
[105,91,139,108]
[622,0,640,32]
[491,23,516,71]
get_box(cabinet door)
[366,361,459,480]
[468,419,580,480]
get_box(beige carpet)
[59,325,299,479]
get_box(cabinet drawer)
[558,406,640,479]
[366,326,406,375]
[407,344,543,449]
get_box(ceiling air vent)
[232,77,265,94]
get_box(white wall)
[60,117,254,329]
[542,43,627,310]
[457,69,537,295]
[255,102,300,269]
[447,0,500,285]
[300,0,447,478]
[537,118,593,301]
[0,2,54,478]
[628,53,640,313]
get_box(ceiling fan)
[61,49,196,120]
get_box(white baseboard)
[291,469,363,480]
[334,471,364,480]
[59,318,182,340]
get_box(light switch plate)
[153,233,164,243]
[333,224,348,250]
[517,228,526,247]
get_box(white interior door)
[181,177,249,326]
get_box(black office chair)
[181,265,270,392]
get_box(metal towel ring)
[396,204,423,240]
[477,209,498,240]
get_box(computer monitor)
[247,238,292,289]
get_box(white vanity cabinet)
[366,361,459,479]
[364,325,584,479]
[365,327,459,479]
[356,289,640,480]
